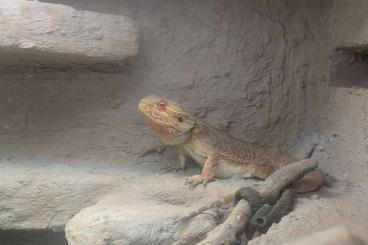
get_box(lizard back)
[196,121,295,170]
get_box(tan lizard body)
[138,95,323,191]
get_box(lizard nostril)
[158,101,167,110]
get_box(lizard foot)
[185,175,213,189]
[161,163,185,173]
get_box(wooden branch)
[255,159,317,203]
[196,159,318,245]
[196,199,251,245]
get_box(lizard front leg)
[177,147,187,170]
[162,147,186,172]
[185,153,217,189]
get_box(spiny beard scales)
[144,116,183,137]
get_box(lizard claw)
[185,175,213,189]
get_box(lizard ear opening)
[175,118,195,135]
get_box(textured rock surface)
[65,200,217,245]
[0,162,120,231]
[330,0,368,49]
[62,164,246,245]
[0,0,138,69]
[304,0,368,202]
[0,159,247,240]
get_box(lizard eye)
[177,116,184,123]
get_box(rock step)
[0,162,245,241]
[0,166,121,231]
[0,0,138,71]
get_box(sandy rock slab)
[0,0,138,71]
[0,166,121,231]
[65,198,217,245]
[0,159,246,244]
[64,172,247,245]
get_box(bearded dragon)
[138,95,324,192]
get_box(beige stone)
[0,0,138,68]
[285,225,366,245]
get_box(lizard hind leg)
[247,163,274,180]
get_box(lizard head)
[138,95,195,145]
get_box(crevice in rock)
[0,229,68,245]
[330,48,368,88]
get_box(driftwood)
[197,159,318,245]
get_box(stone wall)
[0,0,323,168]
[303,0,368,189]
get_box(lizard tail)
[292,168,324,193]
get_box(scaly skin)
[138,95,323,190]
